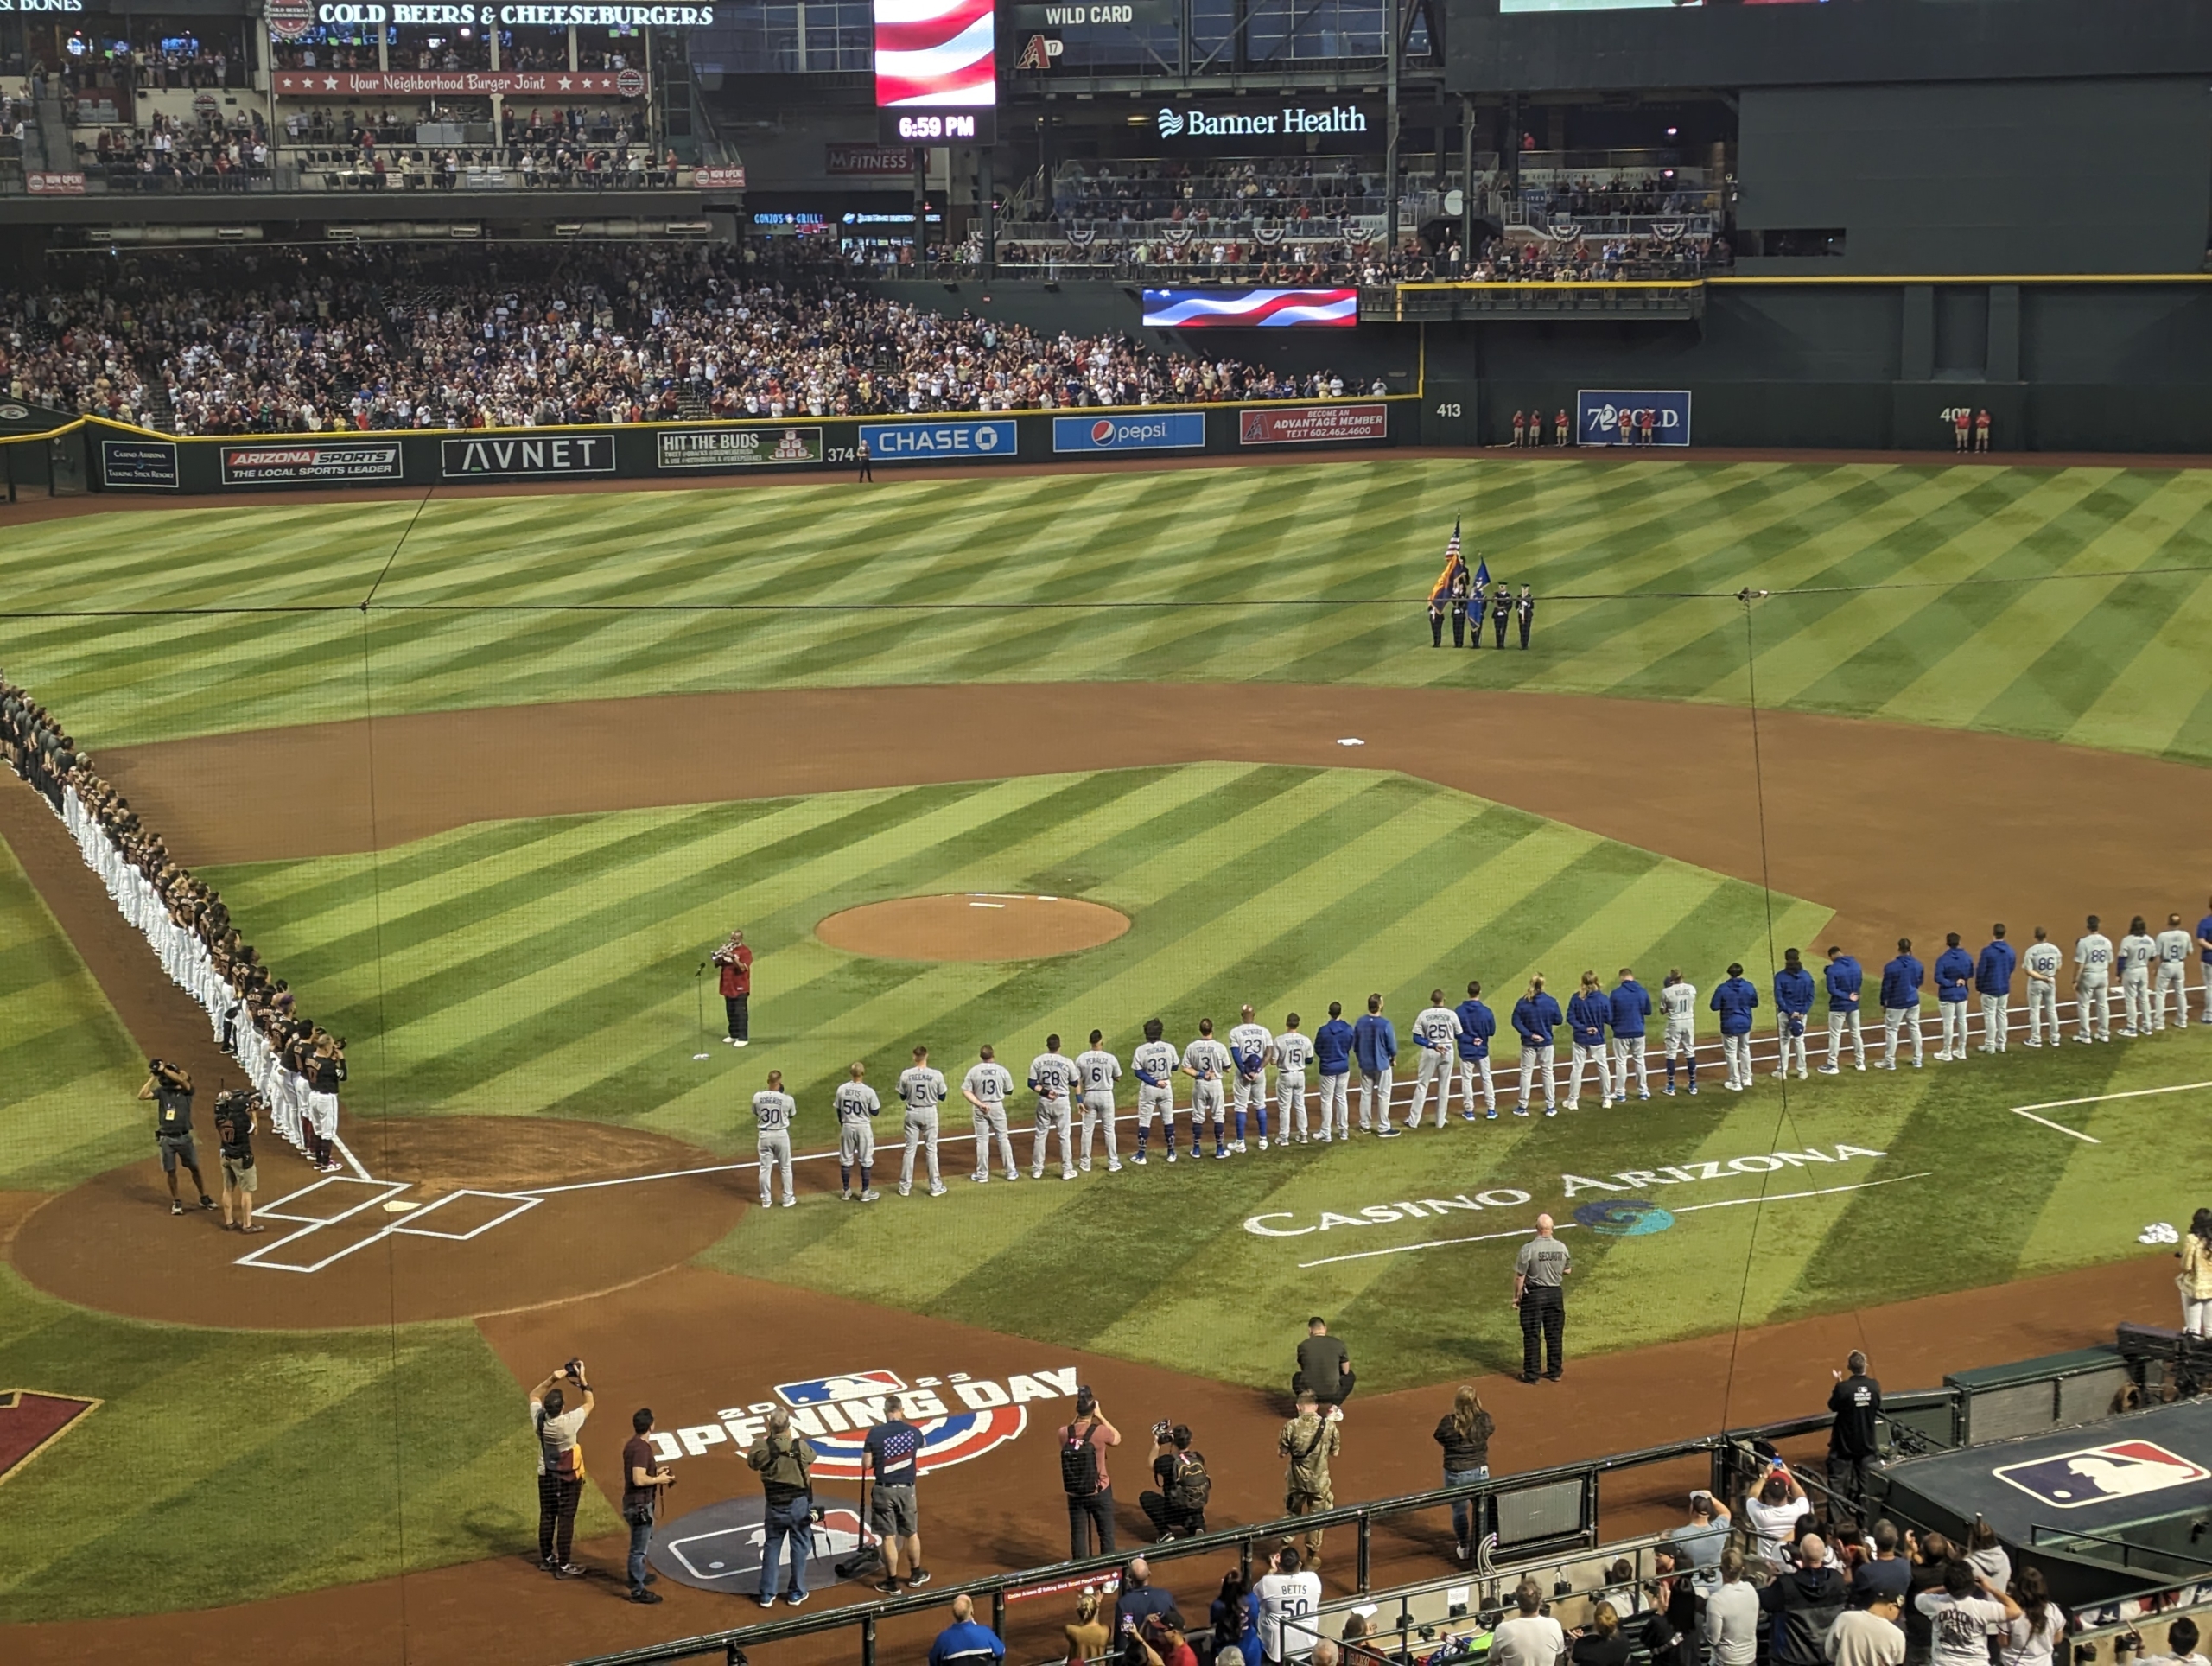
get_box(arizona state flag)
[1427,518,1466,602]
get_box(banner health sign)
[859,419,1015,461]
[1052,412,1205,454]
[1576,389,1692,447]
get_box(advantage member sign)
[220,441,404,486]
[441,434,616,480]
[1238,404,1389,447]
[857,419,1017,462]
[657,427,824,470]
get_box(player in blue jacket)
[1933,932,1975,1062]
[1609,968,1653,1102]
[1511,974,1564,1118]
[1565,971,1616,1110]
[1973,923,2017,1054]
[1709,964,1760,1091]
[1313,1002,1356,1143]
[1878,938,1926,1071]
[1351,993,1397,1137]
[1771,948,1816,1081]
[1820,946,1866,1074]
[1453,980,1498,1121]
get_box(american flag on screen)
[874,0,998,108]
[1141,289,1359,328]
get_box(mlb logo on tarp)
[775,1370,906,1408]
[1991,1440,2211,1509]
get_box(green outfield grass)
[706,1027,2212,1394]
[0,1264,587,1622]
[199,765,1829,1140]
[0,836,155,1192]
[3,459,2212,761]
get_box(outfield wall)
[77,400,1418,495]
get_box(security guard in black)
[1512,1215,1571,1381]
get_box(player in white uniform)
[2075,915,2115,1043]
[961,1046,1019,1182]
[2118,917,2158,1037]
[1659,970,1699,1096]
[1182,1018,1231,1160]
[832,1060,880,1202]
[753,1071,798,1208]
[1405,990,1464,1131]
[1252,1547,1324,1665]
[1273,1015,1314,1143]
[2156,913,2195,1030]
[2020,928,2063,1046]
[1129,1019,1182,1164]
[897,1045,950,1197]
[1027,1036,1078,1181]
[1074,1029,1124,1173]
[1226,1006,1274,1151]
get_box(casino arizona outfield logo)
[654,1366,1081,1479]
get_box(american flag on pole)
[874,0,998,108]
[1428,518,1467,602]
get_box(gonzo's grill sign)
[440,434,615,480]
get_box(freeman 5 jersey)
[897,1066,948,1112]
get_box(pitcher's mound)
[817,893,1130,962]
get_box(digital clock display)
[878,107,996,145]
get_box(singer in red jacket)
[713,930,753,1046]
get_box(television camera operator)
[1139,1419,1212,1542]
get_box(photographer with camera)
[1141,1421,1212,1542]
[747,1405,817,1607]
[623,1408,676,1604]
[530,1359,595,1578]
[213,1088,263,1233]
[139,1059,214,1217]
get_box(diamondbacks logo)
[1992,1440,2210,1509]
[0,1390,100,1485]
[649,1365,1082,1479]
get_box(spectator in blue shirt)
[1511,974,1564,1118]
[1772,948,1816,1081]
[1453,980,1498,1121]
[1709,963,1759,1091]
[1350,993,1397,1138]
[1878,938,1926,1071]
[1933,932,1975,1062]
[1610,968,1653,1102]
[930,1594,1007,1666]
[1976,925,2017,1054]
[1313,1001,1355,1143]
[1566,971,1616,1110]
[1819,946,1865,1075]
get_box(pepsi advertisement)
[1052,413,1208,455]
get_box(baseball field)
[3,450,2210,1663]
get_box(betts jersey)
[2075,933,2115,981]
[1660,982,1699,1031]
[1411,1005,1463,1053]
[1131,1040,1181,1090]
[1027,1052,1077,1101]
[752,1091,795,1132]
[1273,1031,1314,1076]
[1184,1036,1231,1080]
[897,1066,948,1113]
[1073,1049,1122,1097]
[832,1082,880,1124]
[963,1060,1014,1106]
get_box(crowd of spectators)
[0,245,1353,433]
[1050,157,1406,235]
[280,103,649,153]
[2,673,346,1177]
[85,110,271,192]
[272,35,634,72]
[1469,232,1724,283]
[1510,173,1716,222]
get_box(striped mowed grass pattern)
[6,460,2212,760]
[199,764,1831,1149]
[0,834,154,1192]
[705,1021,2212,1395]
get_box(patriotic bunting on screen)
[1139,289,1359,329]
[1428,518,1466,601]
[874,0,998,108]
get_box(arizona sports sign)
[645,1364,1080,1479]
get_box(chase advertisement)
[1051,413,1205,455]
[1576,390,1693,447]
[858,419,1016,461]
